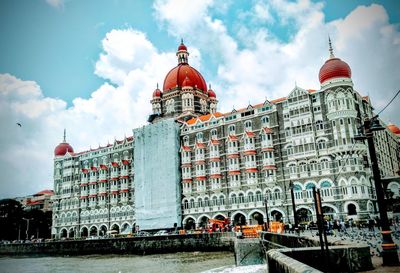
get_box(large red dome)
[388,124,400,135]
[319,57,351,84]
[163,64,207,93]
[54,142,74,156]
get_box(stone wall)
[261,232,373,273]
[0,234,233,256]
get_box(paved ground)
[295,228,400,272]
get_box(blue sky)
[0,0,399,197]
[1,0,398,104]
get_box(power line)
[375,89,400,117]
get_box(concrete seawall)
[0,234,234,256]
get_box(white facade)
[52,137,135,239]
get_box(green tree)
[0,199,24,240]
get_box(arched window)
[320,181,332,197]
[317,139,326,150]
[315,120,323,130]
[183,136,189,146]
[262,116,269,125]
[219,195,225,205]
[248,192,254,202]
[212,196,218,206]
[274,189,281,200]
[238,193,245,203]
[244,120,252,131]
[228,125,236,135]
[196,132,203,142]
[210,129,218,139]
[305,183,315,199]
[231,194,237,204]
[256,191,263,202]
[293,185,303,200]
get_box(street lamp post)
[264,195,270,231]
[289,182,298,234]
[22,218,31,240]
[355,116,399,266]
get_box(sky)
[0,0,399,198]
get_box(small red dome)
[319,57,352,84]
[388,124,400,135]
[178,42,187,51]
[54,142,74,156]
[208,89,216,98]
[182,75,193,87]
[163,64,207,93]
[153,88,162,98]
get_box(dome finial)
[63,128,66,142]
[156,82,159,89]
[328,36,335,58]
[181,38,184,44]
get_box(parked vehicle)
[136,231,150,237]
[154,230,169,236]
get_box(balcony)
[181,156,191,164]
[209,151,220,158]
[183,187,192,194]
[110,171,119,178]
[80,190,88,196]
[120,169,129,177]
[120,182,129,190]
[262,158,275,166]
[229,181,241,188]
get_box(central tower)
[149,40,218,123]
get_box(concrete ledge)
[0,234,234,256]
[234,238,265,266]
[267,249,322,273]
[282,245,373,272]
[261,232,373,272]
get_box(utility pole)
[355,116,399,266]
[264,195,270,231]
[289,182,298,234]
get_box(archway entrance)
[214,214,225,221]
[89,226,98,236]
[60,229,67,238]
[184,218,195,230]
[68,228,75,238]
[99,225,107,236]
[121,223,131,235]
[249,212,264,225]
[111,224,120,234]
[233,213,246,226]
[198,216,209,228]
[296,208,313,223]
[271,210,283,221]
[81,227,88,237]
[347,204,357,216]
[322,206,336,220]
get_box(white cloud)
[2,1,400,198]
[0,29,179,198]
[45,0,64,9]
[154,0,400,124]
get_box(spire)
[177,40,189,64]
[328,36,335,58]
[209,84,211,90]
[63,129,66,142]
[156,82,159,89]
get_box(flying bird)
[16,123,22,127]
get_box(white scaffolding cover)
[133,119,182,230]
